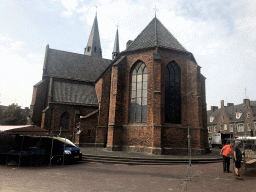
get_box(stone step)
[81,155,222,165]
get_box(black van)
[0,134,82,165]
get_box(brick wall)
[30,80,48,126]
[103,48,208,154]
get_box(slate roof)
[84,15,102,58]
[207,101,256,125]
[52,81,98,105]
[113,29,120,53]
[207,108,220,125]
[126,17,187,52]
[45,48,111,82]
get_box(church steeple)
[84,14,102,58]
[112,28,120,60]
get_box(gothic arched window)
[60,111,69,129]
[130,61,147,123]
[165,61,181,124]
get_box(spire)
[84,14,102,58]
[112,28,120,60]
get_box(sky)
[0,0,255,110]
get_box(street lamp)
[187,126,191,167]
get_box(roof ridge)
[48,48,110,62]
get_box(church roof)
[126,17,187,52]
[45,48,111,82]
[52,81,98,105]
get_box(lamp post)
[188,126,191,167]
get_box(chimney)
[221,100,224,108]
[227,103,234,107]
[211,106,218,112]
[243,99,250,107]
[126,40,133,49]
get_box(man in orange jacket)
[220,140,234,173]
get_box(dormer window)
[247,112,250,118]
[210,116,214,122]
[236,112,242,119]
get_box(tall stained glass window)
[165,61,181,124]
[130,61,147,122]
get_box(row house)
[207,99,256,143]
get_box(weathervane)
[153,5,158,17]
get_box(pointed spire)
[112,27,120,60]
[84,14,102,58]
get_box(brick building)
[207,99,256,143]
[30,15,208,155]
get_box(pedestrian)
[234,140,243,180]
[220,140,234,173]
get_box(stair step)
[81,156,222,165]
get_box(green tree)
[1,103,27,125]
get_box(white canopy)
[236,136,256,141]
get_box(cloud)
[0,33,43,108]
[60,0,78,10]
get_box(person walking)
[220,140,234,173]
[234,141,243,180]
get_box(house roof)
[52,81,98,105]
[207,108,220,125]
[207,101,256,125]
[126,17,187,52]
[45,48,111,82]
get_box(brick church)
[30,14,208,155]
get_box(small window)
[87,130,91,136]
[208,127,212,133]
[236,112,242,119]
[237,124,244,132]
[224,124,227,131]
[229,124,233,132]
[221,116,224,120]
[247,124,251,132]
[247,113,250,118]
[87,46,91,52]
[220,125,223,131]
[210,116,214,122]
[94,47,97,52]
[60,111,69,129]
[214,126,217,133]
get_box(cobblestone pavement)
[0,161,255,192]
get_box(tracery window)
[60,111,69,129]
[130,61,147,122]
[165,61,181,124]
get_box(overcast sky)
[0,0,255,110]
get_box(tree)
[1,103,27,125]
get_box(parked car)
[0,134,82,165]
